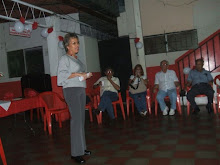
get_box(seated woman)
[129,64,148,116]
[93,67,120,120]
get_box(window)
[143,29,198,55]
[7,47,44,78]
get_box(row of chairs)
[2,75,220,135]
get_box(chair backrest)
[3,92,14,101]
[214,75,220,93]
[24,88,39,98]
[39,91,67,110]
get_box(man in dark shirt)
[185,58,214,114]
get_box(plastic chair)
[0,138,7,165]
[85,88,94,122]
[186,86,217,115]
[3,92,14,101]
[95,90,126,124]
[214,75,220,112]
[154,87,182,116]
[39,91,69,135]
[24,88,43,121]
[126,88,152,116]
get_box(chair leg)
[146,96,151,114]
[120,102,126,120]
[44,115,47,132]
[0,138,7,165]
[177,96,182,115]
[88,107,93,122]
[131,100,134,115]
[126,99,130,117]
[155,100,158,116]
[213,97,217,114]
[187,102,190,116]
[113,104,117,118]
[58,114,62,128]
[97,112,102,124]
[46,113,52,135]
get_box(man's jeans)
[156,88,177,111]
[98,91,118,119]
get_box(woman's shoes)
[71,150,91,163]
[71,156,85,164]
[84,150,91,155]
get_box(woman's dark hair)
[133,64,144,76]
[195,58,204,64]
[63,33,79,52]
[104,67,114,73]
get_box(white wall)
[0,13,100,83]
[117,0,220,68]
[0,18,50,83]
[193,0,220,42]
[83,36,100,72]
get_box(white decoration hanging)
[183,67,191,74]
[14,21,24,33]
[58,41,64,49]
[136,41,143,49]
[41,28,48,38]
[24,24,32,32]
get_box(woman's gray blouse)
[57,54,86,88]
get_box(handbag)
[129,78,147,94]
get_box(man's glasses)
[107,70,112,73]
[161,63,168,66]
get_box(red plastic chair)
[85,88,94,122]
[95,89,126,124]
[24,88,43,121]
[0,138,7,165]
[214,75,220,112]
[126,88,152,116]
[3,92,14,101]
[39,91,69,135]
[186,86,217,115]
[154,87,182,116]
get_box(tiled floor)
[1,105,220,165]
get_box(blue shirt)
[187,69,213,86]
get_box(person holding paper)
[57,33,92,164]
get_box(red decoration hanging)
[47,27,53,33]
[134,38,140,43]
[32,22,38,30]
[58,36,64,41]
[19,17,25,24]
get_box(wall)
[117,0,220,68]
[0,14,101,99]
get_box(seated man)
[153,60,180,116]
[185,58,214,114]
[93,67,120,120]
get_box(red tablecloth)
[0,97,41,118]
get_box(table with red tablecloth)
[0,97,42,118]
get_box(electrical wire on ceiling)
[159,0,199,7]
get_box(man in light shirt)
[93,67,120,120]
[153,60,180,116]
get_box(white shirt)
[94,76,120,96]
[155,69,178,91]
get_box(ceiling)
[0,0,125,39]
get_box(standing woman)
[129,64,148,116]
[57,33,92,164]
